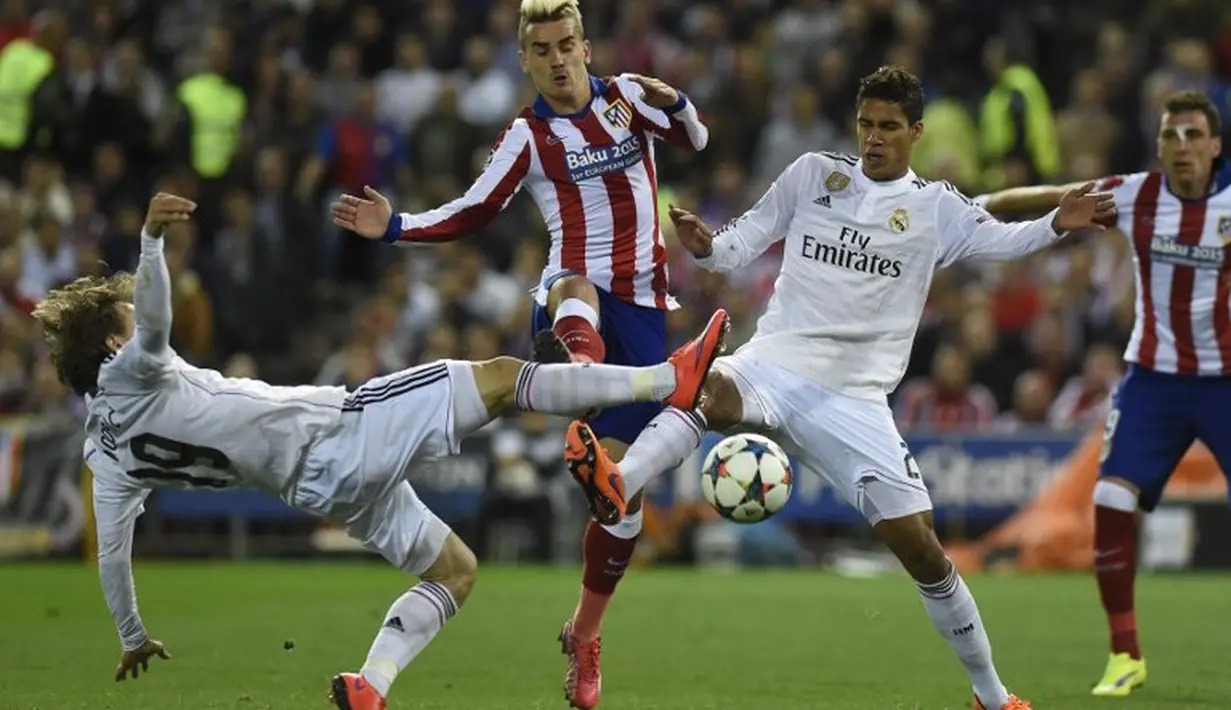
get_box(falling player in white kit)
[561,67,1117,710]
[30,193,730,710]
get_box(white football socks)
[620,407,707,496]
[514,362,676,414]
[917,564,1010,708]
[360,581,459,697]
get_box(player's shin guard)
[620,408,707,497]
[360,582,459,697]
[553,299,606,364]
[515,362,675,414]
[917,564,1010,709]
[1093,480,1141,659]
[573,510,643,641]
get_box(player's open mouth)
[553,73,568,85]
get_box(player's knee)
[470,356,525,415]
[1094,478,1140,513]
[546,274,601,314]
[698,371,742,430]
[422,533,479,605]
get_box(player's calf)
[873,509,1016,710]
[350,535,477,703]
[1091,477,1147,697]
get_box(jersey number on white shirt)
[126,433,236,489]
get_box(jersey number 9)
[128,433,234,489]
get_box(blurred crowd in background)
[3,0,1231,438]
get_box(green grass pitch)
[4,563,1229,709]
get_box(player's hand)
[1053,181,1117,232]
[668,204,714,258]
[143,193,196,237]
[331,186,394,240]
[627,74,680,109]
[115,638,171,681]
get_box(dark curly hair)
[31,273,134,396]
[856,65,925,124]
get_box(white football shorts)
[713,352,932,526]
[291,360,486,574]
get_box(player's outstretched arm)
[331,120,532,245]
[87,444,169,680]
[619,74,709,151]
[975,182,1086,217]
[674,155,806,272]
[937,181,1116,266]
[135,193,194,357]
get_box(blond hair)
[32,273,135,395]
[518,0,583,46]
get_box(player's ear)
[583,39,591,65]
[518,48,528,74]
[1213,135,1223,157]
[911,121,924,142]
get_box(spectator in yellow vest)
[979,37,1061,190]
[0,9,68,182]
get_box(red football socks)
[572,521,637,641]
[552,315,605,364]
[1094,504,1141,659]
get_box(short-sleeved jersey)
[385,75,709,310]
[1094,162,1231,375]
[698,152,1065,401]
[87,345,347,496]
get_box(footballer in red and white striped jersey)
[330,3,709,708]
[1094,161,1231,375]
[383,72,706,310]
[976,89,1231,699]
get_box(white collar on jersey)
[852,159,919,193]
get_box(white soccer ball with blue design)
[700,433,793,523]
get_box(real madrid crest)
[825,171,850,192]
[1219,215,1231,245]
[889,207,910,233]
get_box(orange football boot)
[329,672,385,710]
[559,619,602,710]
[974,693,1033,710]
[565,420,626,525]
[665,309,730,411]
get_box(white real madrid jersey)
[697,152,1066,401]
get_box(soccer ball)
[700,433,793,523]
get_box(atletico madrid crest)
[602,98,633,131]
[1218,215,1231,245]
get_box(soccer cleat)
[559,619,602,709]
[329,672,386,710]
[665,308,730,411]
[1091,652,1147,697]
[973,693,1033,710]
[565,420,627,525]
[534,329,575,364]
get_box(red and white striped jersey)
[386,74,708,310]
[1098,162,1231,375]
